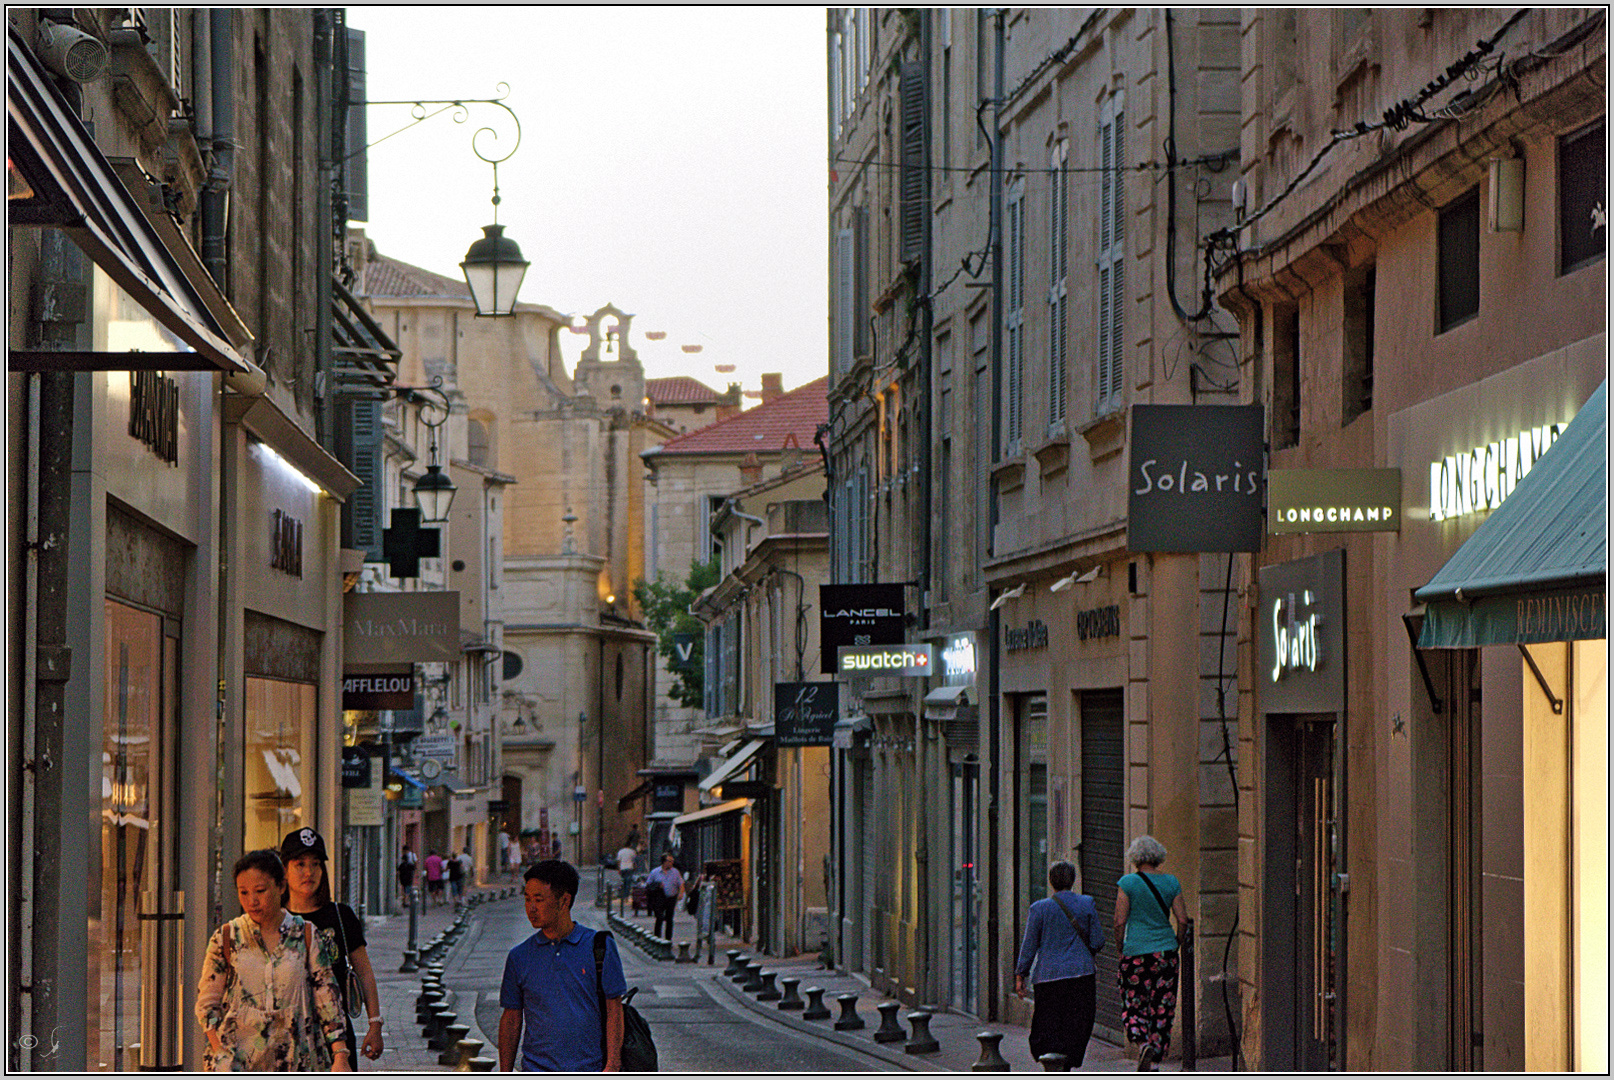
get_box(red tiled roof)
[361,254,471,299]
[651,376,827,456]
[646,376,721,404]
[358,252,562,319]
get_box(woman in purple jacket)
[1015,860,1105,1067]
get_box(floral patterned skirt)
[1119,949,1179,1055]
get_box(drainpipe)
[314,9,336,450]
[14,374,41,1070]
[201,10,234,290]
[985,6,1005,1022]
[915,7,937,1010]
[190,13,212,176]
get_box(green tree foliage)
[632,557,720,709]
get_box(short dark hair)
[525,859,579,901]
[1048,860,1076,892]
[234,849,286,888]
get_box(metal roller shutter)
[1080,689,1125,1035]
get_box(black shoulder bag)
[1050,893,1097,953]
[1136,872,1180,943]
[593,930,658,1072]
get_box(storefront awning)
[7,24,257,375]
[1416,381,1606,648]
[697,738,767,793]
[390,769,426,790]
[671,797,750,827]
[616,778,654,813]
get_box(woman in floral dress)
[195,849,352,1071]
[1114,835,1190,1071]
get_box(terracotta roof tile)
[651,376,827,456]
[361,254,471,299]
[646,376,722,404]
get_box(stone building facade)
[1215,8,1605,1072]
[825,9,1242,1048]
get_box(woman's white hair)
[1127,834,1168,867]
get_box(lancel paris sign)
[1256,549,1345,714]
[1429,421,1566,521]
[820,583,905,674]
[1268,469,1402,534]
[1128,404,1265,553]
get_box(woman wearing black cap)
[281,828,385,1064]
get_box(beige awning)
[671,797,750,827]
[697,738,767,793]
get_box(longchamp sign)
[1269,469,1402,534]
[1128,404,1265,552]
[344,591,460,664]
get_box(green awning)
[1415,381,1607,647]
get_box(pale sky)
[347,6,829,396]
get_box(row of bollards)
[401,886,521,972]
[605,910,676,961]
[718,949,963,1063]
[411,891,524,1071]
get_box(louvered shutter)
[343,398,383,561]
[1049,147,1068,429]
[1006,184,1025,451]
[900,60,926,265]
[343,28,368,223]
[1097,96,1126,412]
[836,228,855,378]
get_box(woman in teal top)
[1114,835,1190,1071]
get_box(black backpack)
[592,930,657,1072]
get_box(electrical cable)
[1214,550,1245,1072]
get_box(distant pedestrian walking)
[424,850,445,906]
[645,853,684,940]
[1115,835,1190,1071]
[447,847,464,903]
[616,842,638,896]
[1015,860,1104,1068]
[397,846,417,908]
[458,847,475,893]
[195,849,352,1071]
[498,860,625,1072]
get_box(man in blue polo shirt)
[499,860,625,1071]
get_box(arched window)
[467,417,490,468]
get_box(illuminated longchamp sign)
[837,644,935,676]
[1269,469,1402,534]
[1429,422,1565,521]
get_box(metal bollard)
[416,990,444,1022]
[437,1025,471,1066]
[426,1008,456,1050]
[421,1000,448,1035]
[904,1011,940,1055]
[802,986,831,1021]
[399,947,418,974]
[723,949,744,977]
[729,953,752,981]
[777,977,804,1010]
[972,1031,1011,1071]
[834,992,866,1030]
[677,940,693,963]
[742,963,766,993]
[451,1038,484,1071]
[1181,918,1196,1073]
[467,1057,496,1072]
[1038,1052,1071,1071]
[873,1001,905,1044]
[756,971,782,1002]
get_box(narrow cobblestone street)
[356,874,1229,1072]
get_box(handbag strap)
[1136,871,1174,921]
[593,930,611,1062]
[220,920,235,993]
[1050,892,1092,952]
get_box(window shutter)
[343,398,383,561]
[900,60,926,265]
[1097,96,1125,413]
[836,228,855,377]
[1006,183,1025,450]
[1049,147,1068,429]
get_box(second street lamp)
[413,462,456,523]
[461,223,529,317]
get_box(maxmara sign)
[1429,421,1566,522]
